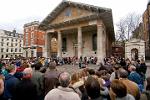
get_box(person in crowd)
[110,64,120,82]
[119,58,126,68]
[95,71,110,99]
[140,77,150,100]
[128,65,144,91]
[31,62,44,100]
[140,59,147,75]
[3,64,19,100]
[125,58,131,71]
[79,56,83,69]
[110,79,135,100]
[0,73,4,100]
[85,76,109,100]
[88,68,95,75]
[70,72,84,98]
[137,59,147,80]
[14,67,38,100]
[44,61,60,95]
[78,69,89,100]
[118,68,140,100]
[44,72,80,100]
[96,70,111,88]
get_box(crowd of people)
[0,56,149,100]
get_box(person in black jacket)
[14,68,37,100]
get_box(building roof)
[39,1,114,39]
[126,38,145,44]
[24,21,39,27]
[0,29,23,38]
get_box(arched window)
[1,55,4,58]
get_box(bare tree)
[116,12,142,42]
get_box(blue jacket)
[3,74,19,100]
[128,71,143,85]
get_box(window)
[92,34,97,51]
[11,48,13,52]
[1,48,4,52]
[7,43,9,46]
[25,33,28,46]
[7,38,9,41]
[15,48,17,52]
[12,38,13,42]
[2,38,4,41]
[6,48,8,52]
[65,8,71,16]
[19,49,21,52]
[16,39,17,42]
[25,29,28,32]
[11,43,13,47]
[6,55,8,58]
[62,37,67,52]
[1,43,3,46]
[1,55,4,58]
[31,32,34,39]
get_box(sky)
[0,0,148,33]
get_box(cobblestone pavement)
[57,62,150,78]
[56,64,99,74]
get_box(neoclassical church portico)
[39,1,115,63]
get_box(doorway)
[131,48,138,60]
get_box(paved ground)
[56,62,150,78]
[56,64,99,74]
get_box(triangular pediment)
[39,1,112,30]
[50,6,95,25]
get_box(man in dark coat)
[44,62,60,95]
[14,68,37,100]
[31,62,44,100]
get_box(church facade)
[39,1,115,63]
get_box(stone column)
[78,27,82,59]
[57,31,62,58]
[97,23,105,64]
[103,29,106,58]
[44,32,51,58]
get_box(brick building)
[23,21,45,57]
